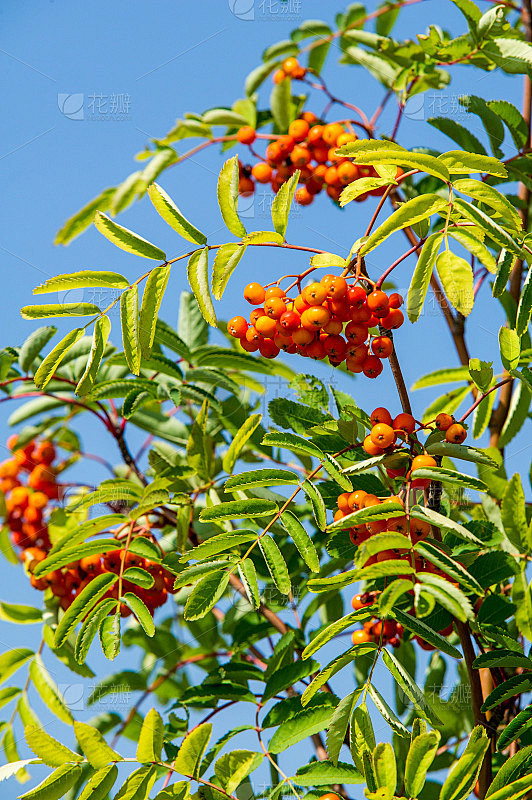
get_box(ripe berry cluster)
[334,407,467,648]
[236,110,401,206]
[2,436,175,617]
[228,279,404,375]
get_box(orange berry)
[348,490,368,510]
[288,119,310,142]
[321,275,348,300]
[308,124,324,143]
[344,322,368,345]
[277,135,295,156]
[381,308,404,330]
[301,306,330,331]
[322,123,345,146]
[301,111,318,125]
[366,290,389,317]
[264,297,287,319]
[337,132,357,146]
[363,435,382,456]
[0,460,18,479]
[291,145,311,167]
[323,319,343,335]
[240,338,259,353]
[295,187,314,205]
[445,423,467,444]
[393,413,416,435]
[237,126,256,145]
[328,147,344,165]
[388,293,404,309]
[370,407,392,427]
[255,316,277,338]
[28,491,48,510]
[351,593,372,610]
[258,339,280,359]
[306,340,326,359]
[239,177,254,197]
[227,316,248,338]
[282,57,300,75]
[244,283,266,305]
[435,413,454,431]
[370,423,396,449]
[265,286,286,299]
[337,492,351,511]
[252,163,273,183]
[352,629,373,645]
[273,69,286,84]
[411,455,437,472]
[292,328,313,345]
[303,283,328,306]
[362,356,383,378]
[324,165,339,186]
[371,336,393,358]
[337,161,359,185]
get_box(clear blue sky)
[0,1,529,794]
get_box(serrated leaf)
[238,558,260,609]
[439,726,489,800]
[436,250,474,316]
[94,212,166,260]
[493,249,515,297]
[360,194,448,256]
[120,285,140,375]
[381,648,440,724]
[139,264,171,359]
[33,328,85,390]
[499,326,521,371]
[217,156,246,238]
[200,499,278,522]
[29,655,73,724]
[223,413,262,474]
[78,765,118,800]
[25,726,81,767]
[407,233,444,323]
[516,263,532,336]
[148,183,206,245]
[212,243,246,301]
[0,648,34,686]
[302,610,373,659]
[271,171,300,239]
[184,571,230,620]
[73,721,121,768]
[55,186,115,245]
[259,535,291,595]
[187,248,216,328]
[225,468,299,491]
[76,315,111,396]
[496,706,532,751]
[393,608,462,658]
[280,510,320,572]
[18,326,57,373]
[174,724,212,779]
[34,270,129,294]
[404,731,441,799]
[455,198,524,256]
[121,592,155,637]
[270,73,293,130]
[55,572,118,648]
[268,702,337,754]
[136,708,164,762]
[425,442,498,468]
[18,764,82,800]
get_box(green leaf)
[516,263,532,336]
[217,156,246,238]
[482,673,532,712]
[500,378,531,447]
[76,315,111,396]
[148,183,206,245]
[0,648,34,686]
[223,413,262,474]
[136,708,164,762]
[381,649,439,724]
[428,117,487,155]
[225,468,299,492]
[269,701,337,754]
[340,176,393,206]
[94,212,166,260]
[25,725,81,767]
[139,264,171,359]
[412,366,471,389]
[439,150,507,178]
[174,723,212,778]
[33,327,85,390]
[302,610,373,659]
[214,750,262,795]
[454,198,524,256]
[271,171,300,239]
[468,358,493,393]
[259,535,291,595]
[436,250,474,317]
[120,285,141,375]
[187,248,216,328]
[303,478,327,530]
[483,37,532,74]
[407,233,444,323]
[180,532,256,562]
[121,593,155,637]
[0,604,42,625]
[184,571,230,620]
[18,326,57,373]
[424,442,498,468]
[367,684,409,737]
[473,650,532,670]
[29,655,73,724]
[439,726,489,800]
[404,731,441,799]
[34,540,128,577]
[200,499,278,522]
[34,270,129,294]
[270,73,293,130]
[111,766,157,800]
[452,178,521,232]
[338,143,450,182]
[212,243,246,301]
[18,764,82,800]
[55,186,115,245]
[502,474,528,551]
[496,706,532,751]
[21,303,98,321]
[360,195,448,256]
[238,558,260,608]
[409,467,486,492]
[280,510,320,572]
[488,100,528,149]
[245,60,280,96]
[493,249,515,298]
[326,692,359,767]
[294,760,364,786]
[74,720,121,768]
[414,542,483,594]
[499,326,521,371]
[393,608,462,658]
[322,453,353,491]
[99,613,121,661]
[263,659,320,704]
[55,572,118,648]
[448,227,497,273]
[78,765,118,800]
[374,742,397,793]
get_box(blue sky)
[0,0,529,794]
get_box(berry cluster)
[333,407,467,648]
[228,279,404,375]
[236,108,401,206]
[2,436,175,617]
